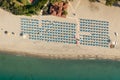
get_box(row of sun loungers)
[20,18,110,47]
[79,19,109,47]
[21,18,76,44]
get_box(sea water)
[0,52,120,80]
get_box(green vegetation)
[62,10,68,15]
[0,0,120,16]
[17,0,29,5]
[105,0,120,6]
[0,0,47,15]
[50,0,62,4]
[89,0,120,6]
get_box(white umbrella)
[114,32,118,48]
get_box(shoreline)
[1,49,120,61]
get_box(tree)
[62,10,68,15]
[0,0,48,16]
[106,0,116,6]
[1,0,9,9]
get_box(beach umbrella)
[114,32,118,47]
[114,32,118,37]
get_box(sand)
[0,0,120,60]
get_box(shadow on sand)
[113,2,120,7]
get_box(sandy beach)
[0,0,120,60]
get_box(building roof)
[49,1,68,18]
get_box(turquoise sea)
[0,52,120,80]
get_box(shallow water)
[0,52,120,80]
